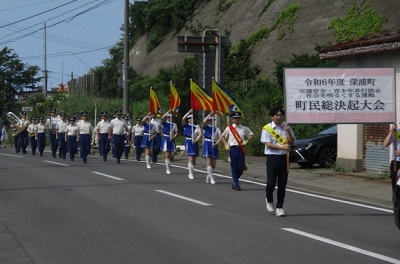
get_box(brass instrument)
[6,112,25,137]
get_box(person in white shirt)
[182,109,202,180]
[16,111,30,154]
[96,112,111,161]
[150,112,162,163]
[131,116,144,161]
[123,115,132,159]
[77,111,93,164]
[65,117,79,161]
[27,116,37,155]
[108,110,128,164]
[56,112,69,159]
[35,116,47,156]
[221,111,254,190]
[45,108,60,158]
[260,106,295,217]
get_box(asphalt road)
[0,149,399,264]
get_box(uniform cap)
[69,117,76,121]
[81,111,88,116]
[50,108,56,113]
[60,112,66,117]
[101,111,108,116]
[31,116,36,120]
[166,113,173,117]
[21,111,27,115]
[39,116,44,120]
[136,116,142,121]
[74,112,80,116]
[114,110,122,115]
[186,114,193,119]
[230,111,242,118]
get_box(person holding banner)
[221,111,254,191]
[182,109,202,180]
[383,123,400,191]
[141,113,156,169]
[260,106,295,217]
[202,111,222,184]
[160,110,178,174]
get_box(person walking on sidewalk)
[221,111,254,191]
[202,111,222,184]
[260,106,295,217]
[182,109,202,180]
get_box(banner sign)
[285,68,396,124]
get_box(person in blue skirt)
[141,113,156,169]
[202,111,222,184]
[182,109,202,179]
[160,110,178,174]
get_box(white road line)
[156,190,213,206]
[0,153,23,158]
[283,228,400,264]
[43,160,70,166]
[92,171,125,181]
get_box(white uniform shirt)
[260,121,295,155]
[27,123,36,135]
[132,124,144,136]
[36,123,46,133]
[151,118,162,133]
[96,120,111,134]
[17,118,30,128]
[109,118,127,135]
[222,124,254,146]
[77,121,93,134]
[56,120,69,133]
[66,124,78,136]
[45,116,60,133]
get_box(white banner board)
[285,68,396,124]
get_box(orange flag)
[150,87,162,114]
[170,81,181,116]
[190,79,213,111]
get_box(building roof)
[319,26,400,59]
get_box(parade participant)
[96,112,111,161]
[56,112,68,159]
[27,117,37,155]
[35,116,47,156]
[0,116,3,148]
[65,117,78,161]
[160,110,178,174]
[202,111,222,184]
[260,106,295,217]
[221,111,254,191]
[45,108,60,158]
[16,111,30,154]
[150,112,162,163]
[108,110,128,164]
[76,111,93,164]
[141,113,156,169]
[383,123,400,191]
[182,109,202,179]
[131,116,144,161]
[123,115,132,159]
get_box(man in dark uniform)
[16,111,30,154]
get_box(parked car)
[290,125,337,168]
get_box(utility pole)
[123,0,129,114]
[43,22,48,97]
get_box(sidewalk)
[172,155,393,209]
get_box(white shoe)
[188,174,194,179]
[276,208,285,217]
[266,202,275,213]
[146,164,151,169]
[166,169,171,174]
[210,177,215,184]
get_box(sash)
[228,125,247,171]
[263,123,290,173]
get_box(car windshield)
[318,125,337,135]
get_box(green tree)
[0,47,40,114]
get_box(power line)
[0,0,56,12]
[0,0,78,29]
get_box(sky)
[0,0,125,89]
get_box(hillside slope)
[129,0,400,77]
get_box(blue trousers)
[18,131,29,153]
[229,146,245,188]
[49,131,58,156]
[99,133,110,161]
[112,134,125,161]
[58,133,67,158]
[79,134,91,162]
[37,133,46,155]
[134,136,143,160]
[152,134,161,162]
[67,136,77,161]
[29,136,37,154]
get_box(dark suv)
[290,125,337,168]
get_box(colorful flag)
[170,81,181,116]
[212,79,243,116]
[190,79,213,111]
[150,87,162,114]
